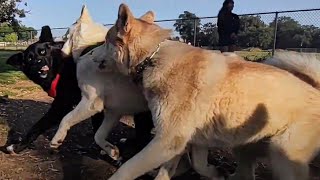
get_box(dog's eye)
[28,55,33,61]
[40,50,46,55]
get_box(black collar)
[130,43,162,84]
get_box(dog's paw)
[109,146,120,160]
[5,145,17,155]
[50,131,67,149]
[147,169,160,177]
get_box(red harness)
[47,74,60,98]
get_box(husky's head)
[62,5,109,61]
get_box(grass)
[236,51,272,61]
[0,50,27,85]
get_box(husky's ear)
[39,25,54,43]
[6,52,24,69]
[79,5,92,23]
[139,11,155,23]
[116,3,134,35]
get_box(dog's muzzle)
[39,65,50,78]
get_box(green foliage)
[3,32,17,42]
[237,16,273,49]
[174,11,320,50]
[198,22,219,47]
[0,50,26,84]
[174,11,201,44]
[0,23,37,41]
[0,0,27,25]
[271,16,320,49]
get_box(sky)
[20,0,320,37]
[18,0,320,37]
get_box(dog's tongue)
[41,65,49,71]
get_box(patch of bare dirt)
[0,80,319,180]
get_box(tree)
[270,16,304,49]
[198,22,219,47]
[3,32,17,42]
[16,25,37,40]
[0,23,37,41]
[174,11,201,45]
[311,29,320,48]
[239,15,266,32]
[237,15,273,49]
[0,0,27,25]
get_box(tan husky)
[101,4,320,180]
[103,4,320,180]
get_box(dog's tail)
[263,51,320,90]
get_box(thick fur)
[103,4,320,180]
[4,26,104,154]
[50,5,154,160]
[61,5,109,61]
[263,51,320,90]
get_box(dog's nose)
[99,61,106,69]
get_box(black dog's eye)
[40,50,46,55]
[28,55,33,61]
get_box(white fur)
[51,6,148,161]
[51,42,149,160]
[264,51,320,86]
[61,5,109,61]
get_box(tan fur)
[105,4,320,180]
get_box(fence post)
[30,31,33,44]
[272,12,279,56]
[193,19,197,46]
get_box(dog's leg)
[229,141,269,180]
[191,145,224,180]
[94,110,121,160]
[6,96,76,154]
[108,129,192,180]
[50,97,103,148]
[91,112,104,133]
[133,111,154,150]
[269,144,309,180]
[152,152,184,179]
[229,148,256,180]
[269,121,319,180]
[149,150,191,179]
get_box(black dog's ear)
[6,52,24,69]
[39,25,54,43]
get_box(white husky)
[50,5,150,161]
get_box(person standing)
[217,0,240,52]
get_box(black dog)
[4,26,153,154]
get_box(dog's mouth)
[38,65,49,78]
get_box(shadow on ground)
[0,96,319,180]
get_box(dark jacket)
[217,12,240,36]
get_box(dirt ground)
[0,80,320,180]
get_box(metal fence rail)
[0,8,319,56]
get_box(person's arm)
[233,14,240,35]
[217,15,224,35]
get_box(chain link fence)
[0,8,319,60]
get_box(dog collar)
[131,42,162,84]
[47,74,60,98]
